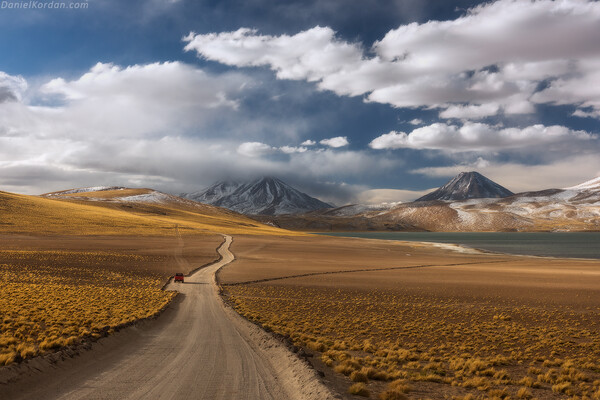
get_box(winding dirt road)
[3,236,332,400]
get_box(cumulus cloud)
[0,64,397,199]
[369,122,593,152]
[531,57,600,117]
[279,145,308,154]
[0,63,273,194]
[237,142,276,157]
[184,0,600,118]
[0,72,27,103]
[301,139,316,146]
[35,62,247,139]
[439,103,500,120]
[183,27,363,83]
[320,136,349,148]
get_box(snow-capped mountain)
[415,171,513,202]
[565,176,600,192]
[181,177,333,215]
[183,181,241,204]
[260,176,600,232]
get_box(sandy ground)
[0,234,223,279]
[219,235,600,399]
[1,235,335,400]
[221,235,600,307]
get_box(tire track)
[226,260,512,286]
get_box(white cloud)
[301,139,316,146]
[0,63,277,194]
[0,62,399,198]
[30,62,248,140]
[320,136,349,148]
[0,71,27,103]
[357,188,434,204]
[531,57,600,117]
[184,27,363,83]
[439,103,500,120]
[184,0,600,118]
[408,118,423,125]
[279,145,308,154]
[237,142,276,157]
[369,122,593,152]
[572,108,600,119]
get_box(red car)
[174,273,184,283]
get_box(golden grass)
[0,249,175,366]
[0,190,295,236]
[225,284,600,399]
[0,187,295,368]
[348,382,370,397]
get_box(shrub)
[516,387,533,399]
[351,370,369,383]
[378,379,411,400]
[552,381,572,394]
[348,383,370,397]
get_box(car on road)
[174,273,184,283]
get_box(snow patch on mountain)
[116,192,173,204]
[50,186,124,195]
[565,176,600,191]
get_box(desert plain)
[1,189,599,400]
[221,235,600,399]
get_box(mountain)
[181,177,334,215]
[415,171,513,202]
[258,176,600,232]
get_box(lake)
[316,232,600,259]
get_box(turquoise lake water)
[316,232,600,259]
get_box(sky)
[0,0,599,205]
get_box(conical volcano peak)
[415,171,513,202]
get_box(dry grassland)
[221,236,600,400]
[0,233,223,367]
[0,189,293,368]
[0,249,170,365]
[0,190,294,236]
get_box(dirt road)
[3,235,332,400]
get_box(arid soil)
[1,236,335,400]
[220,235,600,399]
[0,234,223,367]
[0,234,223,277]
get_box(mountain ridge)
[256,175,600,232]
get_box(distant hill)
[181,177,333,215]
[415,171,513,202]
[0,187,290,236]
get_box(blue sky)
[1,0,599,204]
